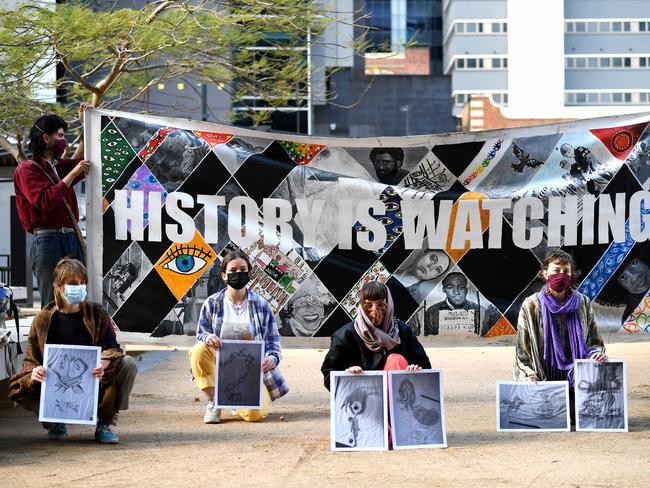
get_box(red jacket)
[13,156,83,233]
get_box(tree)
[0,0,365,162]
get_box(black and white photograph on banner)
[400,151,456,196]
[213,135,271,175]
[421,270,502,337]
[330,371,388,451]
[144,129,211,192]
[102,242,153,315]
[389,370,447,449]
[575,360,628,432]
[112,116,162,153]
[344,146,430,186]
[626,127,650,188]
[215,340,264,409]
[276,273,338,336]
[39,345,101,425]
[496,381,571,432]
[393,248,453,305]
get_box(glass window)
[601,93,612,103]
[641,58,647,67]
[641,22,647,32]
[456,23,465,33]
[492,58,501,68]
[566,93,575,104]
[577,93,586,103]
[467,23,477,33]
[624,58,631,67]
[503,23,507,33]
[587,93,598,103]
[600,57,610,68]
[478,59,484,68]
[503,57,508,68]
[576,22,586,32]
[612,22,622,32]
[566,58,574,68]
[457,58,465,68]
[599,22,610,32]
[587,22,598,32]
[623,22,631,32]
[492,93,502,103]
[588,58,598,68]
[467,58,477,68]
[491,22,501,33]
[640,93,648,102]
[613,93,623,103]
[576,58,586,68]
[503,93,508,104]
[613,57,623,67]
[624,93,632,102]
[478,23,483,33]
[566,22,574,33]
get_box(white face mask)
[63,284,87,304]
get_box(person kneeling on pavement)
[9,258,137,444]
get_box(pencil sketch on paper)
[330,372,388,451]
[215,340,264,409]
[39,344,101,425]
[390,370,447,449]
[497,381,570,432]
[575,360,627,432]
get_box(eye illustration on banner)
[154,231,217,300]
[160,244,213,275]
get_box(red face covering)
[52,138,68,159]
[547,273,572,292]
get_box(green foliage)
[0,0,345,160]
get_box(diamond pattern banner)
[86,109,650,339]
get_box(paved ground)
[1,342,649,488]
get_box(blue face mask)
[63,284,87,305]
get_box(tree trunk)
[0,135,20,163]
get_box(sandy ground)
[1,342,649,488]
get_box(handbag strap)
[30,160,88,264]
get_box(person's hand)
[30,366,46,383]
[73,160,91,176]
[527,376,538,383]
[92,364,105,379]
[205,334,221,350]
[405,364,422,372]
[79,102,91,124]
[345,366,363,374]
[261,356,275,373]
[591,352,608,362]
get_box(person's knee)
[384,353,408,371]
[190,341,214,362]
[241,410,265,422]
[119,355,138,380]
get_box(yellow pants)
[189,341,269,422]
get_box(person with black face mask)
[515,250,607,425]
[14,104,91,308]
[189,250,288,424]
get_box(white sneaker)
[204,400,221,424]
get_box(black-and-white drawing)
[112,117,162,153]
[330,371,388,451]
[144,130,211,192]
[277,273,338,336]
[401,152,455,195]
[39,344,101,425]
[345,146,429,186]
[102,242,153,315]
[496,381,570,432]
[575,360,628,432]
[215,340,264,409]
[389,370,447,449]
[393,248,453,304]
[626,128,650,188]
[422,271,502,337]
[214,136,270,175]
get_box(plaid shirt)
[196,289,288,400]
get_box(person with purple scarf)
[320,281,431,391]
[515,250,607,421]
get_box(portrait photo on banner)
[215,340,264,409]
[575,360,628,432]
[330,371,388,451]
[496,381,571,432]
[39,344,101,425]
[388,370,447,449]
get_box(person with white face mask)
[9,258,137,444]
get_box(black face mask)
[226,271,249,290]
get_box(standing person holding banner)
[320,281,431,391]
[13,104,90,308]
[9,258,137,443]
[189,250,288,424]
[515,250,607,422]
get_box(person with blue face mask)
[9,258,137,444]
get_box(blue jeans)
[31,232,84,308]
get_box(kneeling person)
[189,250,288,423]
[9,258,137,443]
